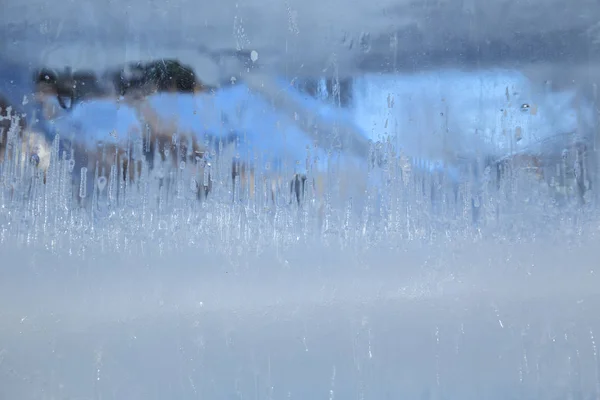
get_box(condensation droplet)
[30,154,40,166]
[359,32,371,53]
[97,176,107,192]
[515,126,523,142]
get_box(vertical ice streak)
[79,167,87,200]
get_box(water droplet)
[30,154,40,166]
[515,127,523,142]
[359,32,371,53]
[250,50,259,62]
[97,176,107,192]
[341,31,354,50]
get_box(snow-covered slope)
[352,69,595,166]
[38,67,594,187]
[47,85,341,175]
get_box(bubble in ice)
[179,161,186,170]
[250,50,259,63]
[68,159,76,172]
[97,176,107,192]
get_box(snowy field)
[3,0,600,397]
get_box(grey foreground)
[1,235,599,399]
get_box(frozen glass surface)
[1,0,600,399]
